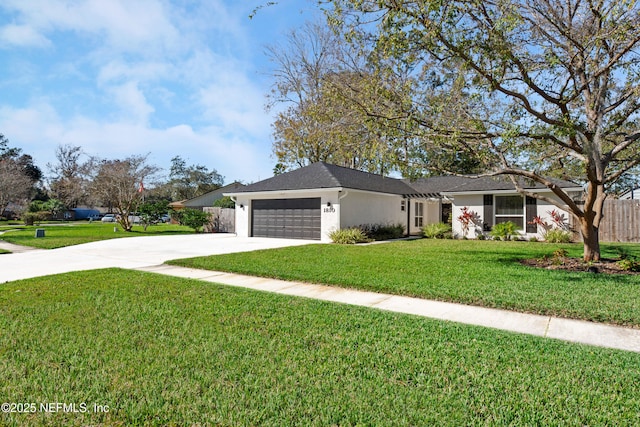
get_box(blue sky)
[0,0,319,185]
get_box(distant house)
[225,162,583,242]
[170,182,245,211]
[69,208,101,220]
[54,207,102,221]
[620,188,640,200]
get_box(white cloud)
[0,0,294,183]
[108,82,155,125]
[0,24,51,48]
[97,60,173,86]
[0,0,181,55]
[197,68,271,138]
[0,102,274,183]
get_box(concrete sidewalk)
[137,264,640,354]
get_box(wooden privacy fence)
[203,207,235,233]
[571,199,640,243]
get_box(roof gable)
[231,162,416,195]
[182,182,246,205]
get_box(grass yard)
[168,239,640,327]
[0,222,193,249]
[1,269,639,426]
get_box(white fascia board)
[341,188,405,197]
[442,187,583,196]
[224,187,406,198]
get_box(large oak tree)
[324,0,640,261]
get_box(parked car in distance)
[101,213,117,222]
[161,214,171,223]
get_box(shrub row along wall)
[569,200,640,243]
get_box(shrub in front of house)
[358,223,405,241]
[544,228,573,243]
[329,228,371,244]
[490,221,519,241]
[422,222,452,239]
[330,223,404,243]
[457,207,480,238]
[529,210,572,243]
[173,208,212,233]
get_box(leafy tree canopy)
[47,144,92,208]
[168,156,224,201]
[322,0,640,261]
[0,133,43,183]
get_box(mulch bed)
[520,257,639,275]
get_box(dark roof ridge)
[228,161,416,195]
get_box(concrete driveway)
[0,234,318,283]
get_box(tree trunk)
[579,216,601,262]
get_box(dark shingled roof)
[231,162,417,195]
[410,175,582,193]
[229,162,582,196]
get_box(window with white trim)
[414,202,424,227]
[495,195,524,228]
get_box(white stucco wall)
[449,192,573,239]
[232,195,251,238]
[450,194,484,238]
[231,185,577,242]
[534,197,572,238]
[339,190,407,232]
[320,191,341,242]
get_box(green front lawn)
[168,239,640,327]
[0,222,194,249]
[1,269,639,426]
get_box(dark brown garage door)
[251,198,321,240]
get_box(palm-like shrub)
[423,222,452,239]
[490,221,519,241]
[329,228,371,244]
